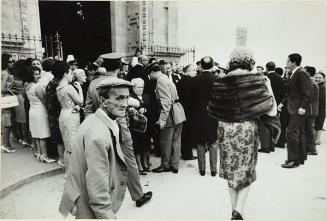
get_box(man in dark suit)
[278,53,313,168]
[176,63,197,160]
[258,62,287,153]
[190,57,218,176]
[303,66,319,155]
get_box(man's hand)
[277,103,284,112]
[298,108,306,115]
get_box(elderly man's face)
[104,87,130,118]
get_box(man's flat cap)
[96,77,133,90]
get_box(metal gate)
[1,31,63,61]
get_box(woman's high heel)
[1,146,16,153]
[40,155,56,163]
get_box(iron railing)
[138,42,195,65]
[1,32,63,61]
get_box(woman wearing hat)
[208,47,275,220]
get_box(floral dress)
[217,120,259,190]
[57,84,80,166]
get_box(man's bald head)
[200,56,214,70]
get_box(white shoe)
[1,146,16,153]
[58,160,65,167]
[22,141,31,147]
[40,155,56,163]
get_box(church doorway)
[39,1,112,67]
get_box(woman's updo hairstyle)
[227,47,255,72]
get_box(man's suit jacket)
[156,73,183,127]
[266,71,286,105]
[281,67,312,115]
[59,109,128,219]
[190,71,218,143]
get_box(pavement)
[0,141,64,198]
[0,131,326,219]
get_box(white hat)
[66,54,76,63]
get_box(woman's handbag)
[129,111,148,133]
[170,101,186,126]
[1,90,19,109]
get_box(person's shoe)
[231,210,243,220]
[40,155,56,163]
[184,156,198,160]
[22,141,31,147]
[136,191,152,207]
[211,171,217,177]
[307,151,318,155]
[1,146,16,153]
[281,161,299,168]
[139,170,147,175]
[170,167,178,173]
[299,160,305,165]
[199,171,205,176]
[58,160,65,167]
[258,148,270,153]
[152,166,170,173]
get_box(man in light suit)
[149,62,186,173]
[59,78,132,219]
[278,53,312,168]
[84,52,152,207]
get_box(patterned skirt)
[217,120,259,190]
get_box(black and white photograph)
[0,0,326,220]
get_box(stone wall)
[1,0,42,60]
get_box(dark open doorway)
[39,1,112,67]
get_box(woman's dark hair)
[25,66,41,83]
[52,61,70,79]
[25,57,34,67]
[42,58,55,72]
[13,59,29,80]
[2,53,12,70]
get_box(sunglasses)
[8,60,14,63]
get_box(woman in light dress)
[1,53,16,153]
[56,61,83,169]
[25,66,55,163]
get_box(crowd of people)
[1,47,325,219]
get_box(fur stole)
[207,70,273,122]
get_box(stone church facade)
[1,0,194,64]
